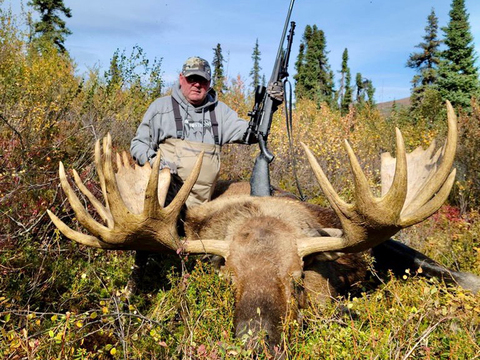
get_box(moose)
[47,101,479,352]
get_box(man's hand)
[267,82,284,103]
[160,158,178,174]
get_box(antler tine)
[122,151,130,167]
[165,151,205,216]
[301,142,352,217]
[95,139,109,211]
[115,151,132,169]
[401,169,456,227]
[344,139,376,211]
[139,151,205,251]
[351,128,407,227]
[115,152,122,171]
[343,127,407,223]
[72,168,114,228]
[379,128,408,214]
[401,100,457,217]
[144,152,170,216]
[102,133,136,224]
[57,162,111,239]
[183,239,231,257]
[47,210,115,249]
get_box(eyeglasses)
[185,75,209,86]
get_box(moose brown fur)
[185,195,338,344]
[47,101,480,353]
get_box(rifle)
[244,0,296,196]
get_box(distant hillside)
[377,97,410,116]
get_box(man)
[131,56,252,208]
[128,56,262,295]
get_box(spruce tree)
[293,25,311,100]
[294,25,334,106]
[365,80,376,106]
[354,73,375,107]
[309,26,334,106]
[293,42,306,97]
[339,48,353,114]
[28,0,72,52]
[407,8,442,108]
[249,39,262,90]
[105,49,123,94]
[212,43,226,94]
[437,0,479,110]
[355,72,365,104]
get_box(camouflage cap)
[182,56,211,81]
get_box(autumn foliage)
[1,7,479,359]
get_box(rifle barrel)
[274,0,296,65]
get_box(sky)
[3,0,480,103]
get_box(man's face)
[179,74,210,106]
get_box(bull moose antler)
[47,134,229,256]
[296,101,457,256]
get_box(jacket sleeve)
[130,100,163,165]
[217,102,250,144]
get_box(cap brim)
[183,70,210,81]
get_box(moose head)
[48,102,459,352]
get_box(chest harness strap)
[171,97,219,145]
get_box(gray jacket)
[130,83,249,165]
